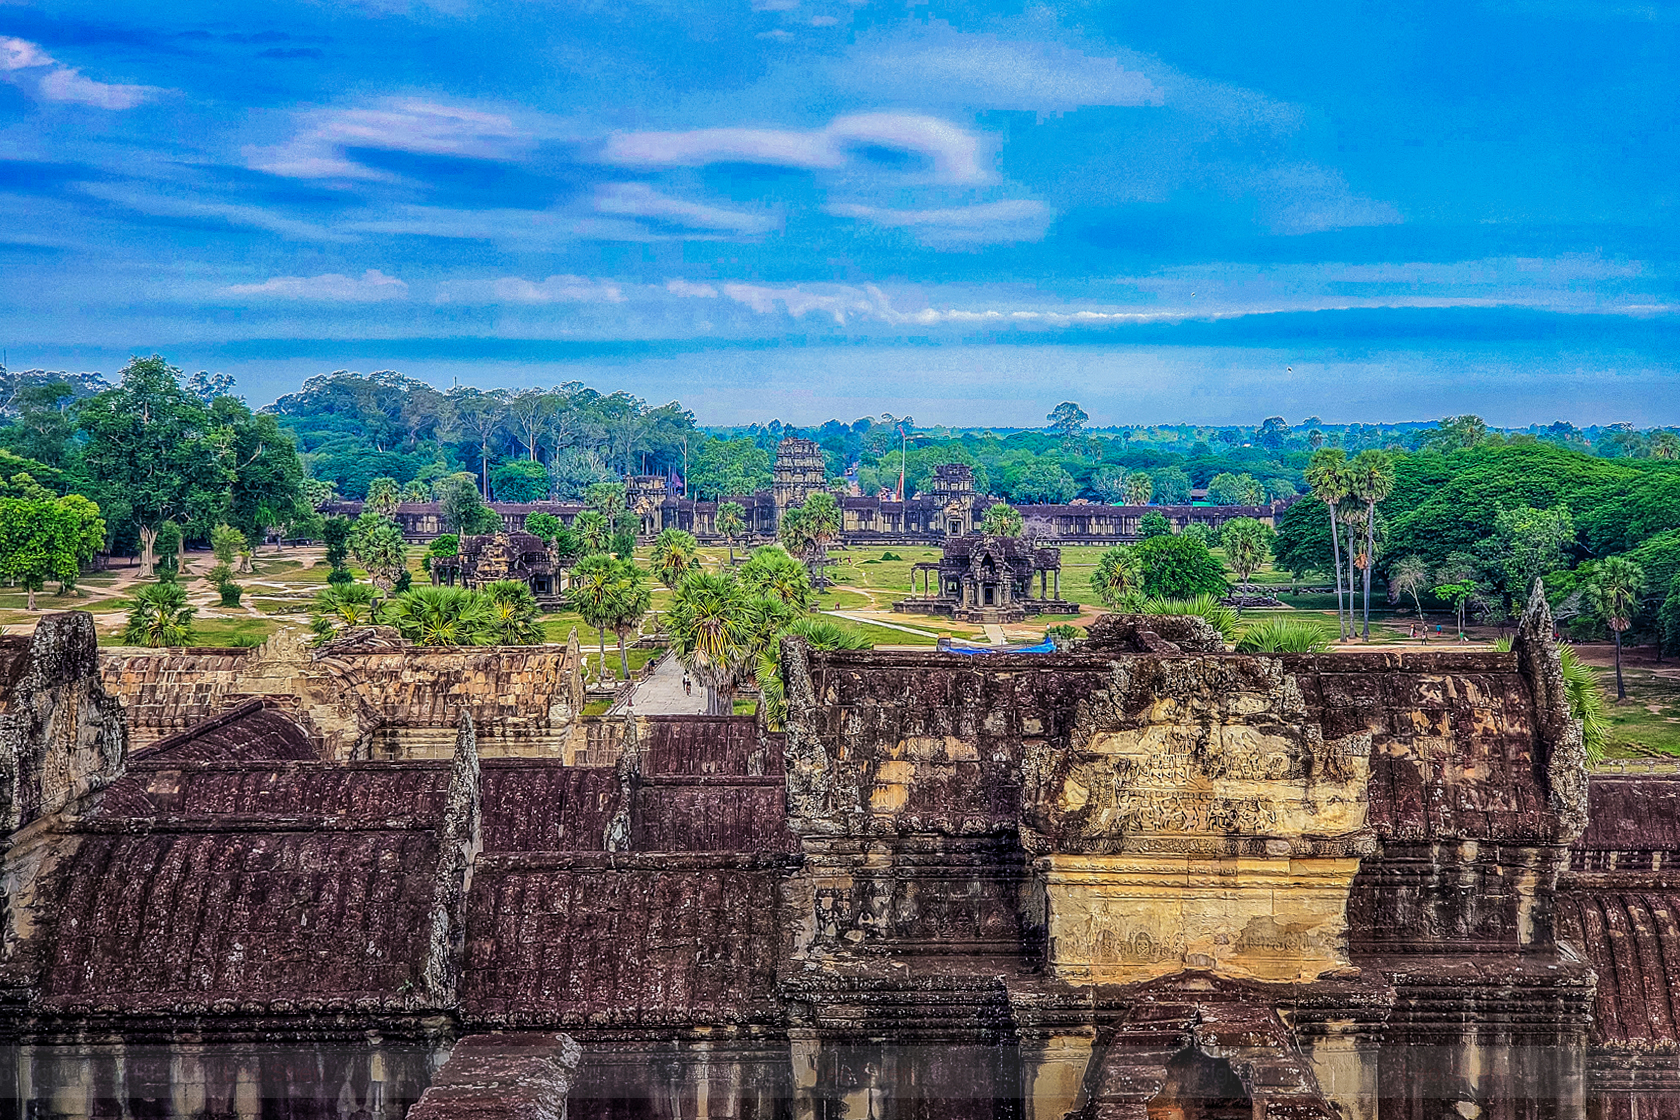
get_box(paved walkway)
[983,624,1007,645]
[617,652,709,716]
[821,610,942,639]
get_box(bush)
[1142,594,1239,640]
[393,569,413,593]
[327,566,354,587]
[218,583,244,607]
[1045,624,1083,650]
[1139,511,1171,539]
[1133,534,1229,599]
[1236,618,1334,653]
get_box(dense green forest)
[1,358,1677,652]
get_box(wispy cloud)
[0,36,161,110]
[74,182,351,241]
[594,183,778,234]
[247,99,528,181]
[828,199,1053,246]
[835,22,1163,113]
[604,112,990,184]
[493,275,625,304]
[225,269,408,301]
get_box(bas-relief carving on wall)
[1021,657,1374,984]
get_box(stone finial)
[0,611,127,834]
[1511,578,1588,840]
[602,711,640,852]
[424,708,483,1005]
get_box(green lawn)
[1596,667,1680,758]
[97,615,282,648]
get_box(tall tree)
[348,512,409,590]
[76,355,234,576]
[605,562,652,681]
[1046,402,1088,443]
[715,501,746,564]
[1350,450,1396,639]
[1388,555,1429,618]
[1219,518,1275,599]
[1305,449,1353,639]
[650,528,700,588]
[1124,473,1154,506]
[979,503,1024,538]
[0,495,105,609]
[1588,556,1645,701]
[1091,546,1144,610]
[665,570,756,714]
[740,544,813,610]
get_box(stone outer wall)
[100,627,584,760]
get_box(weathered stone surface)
[407,1033,581,1120]
[0,611,126,834]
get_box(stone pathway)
[618,652,708,716]
[983,624,1007,645]
[821,610,942,639]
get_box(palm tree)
[1091,546,1144,610]
[798,492,842,585]
[365,477,402,518]
[1219,518,1273,599]
[574,509,610,555]
[1653,432,1680,461]
[1305,450,1352,639]
[310,582,378,638]
[1350,450,1396,639]
[571,553,624,676]
[1124,473,1154,506]
[740,545,813,609]
[1389,555,1429,618]
[650,528,700,588]
[123,581,197,647]
[605,562,652,681]
[756,615,868,729]
[481,580,546,645]
[1588,557,1645,700]
[715,501,746,564]
[979,503,1024,537]
[385,586,492,646]
[665,570,756,714]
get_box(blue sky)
[1,0,1675,425]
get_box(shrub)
[1133,534,1229,599]
[327,566,354,587]
[1236,618,1334,653]
[218,584,244,607]
[1142,593,1239,640]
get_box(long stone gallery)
[0,590,1676,1120]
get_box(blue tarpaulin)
[938,639,1058,655]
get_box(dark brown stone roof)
[43,825,442,1012]
[1556,888,1680,1050]
[131,700,320,763]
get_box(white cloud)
[721,282,882,325]
[829,198,1052,246]
[225,270,409,301]
[247,99,528,181]
[1249,165,1403,235]
[493,275,625,304]
[594,183,778,234]
[836,23,1163,112]
[75,181,350,241]
[0,36,160,110]
[604,112,990,184]
[666,279,720,298]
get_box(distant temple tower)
[773,438,826,511]
[928,463,977,536]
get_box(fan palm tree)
[310,582,379,638]
[740,545,813,609]
[715,501,746,564]
[756,615,868,729]
[1305,450,1352,639]
[1588,557,1645,700]
[1124,473,1154,506]
[365,477,402,518]
[1091,546,1144,611]
[570,553,624,675]
[605,563,653,681]
[385,586,492,646]
[665,570,756,714]
[650,528,700,588]
[481,580,546,645]
[123,580,197,647]
[1350,450,1396,639]
[574,509,610,555]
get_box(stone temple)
[1,589,1678,1120]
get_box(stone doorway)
[1146,1050,1251,1120]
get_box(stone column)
[1017,1033,1095,1120]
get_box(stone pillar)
[1018,1032,1095,1120]
[1053,570,1060,599]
